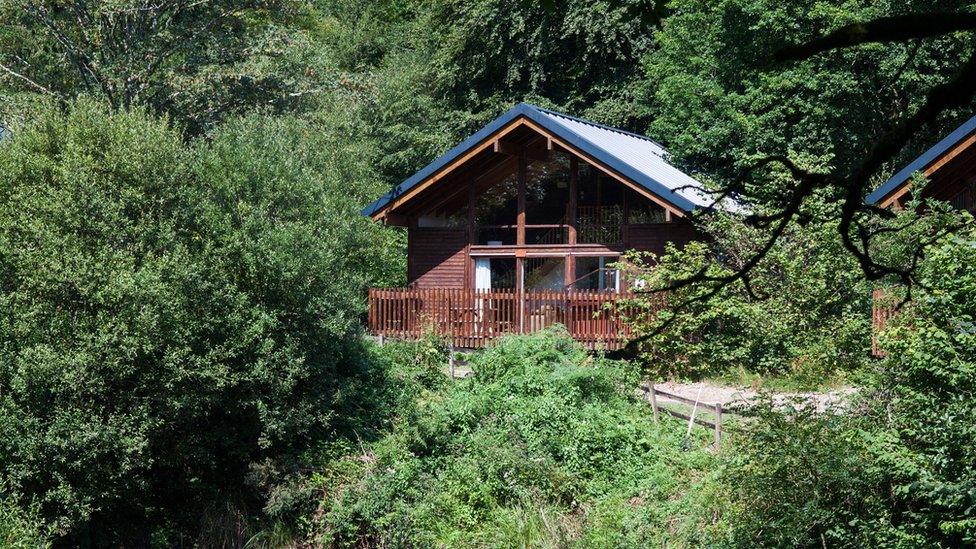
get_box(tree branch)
[0,61,58,96]
[776,12,976,62]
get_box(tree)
[0,100,397,544]
[622,196,872,382]
[623,2,976,343]
[725,223,976,547]
[0,1,329,134]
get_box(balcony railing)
[368,287,657,349]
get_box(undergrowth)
[273,328,727,547]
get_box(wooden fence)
[641,384,723,448]
[872,288,898,357]
[368,287,647,349]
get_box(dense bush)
[624,199,872,384]
[872,224,976,546]
[722,400,900,547]
[0,494,50,549]
[722,224,976,547]
[294,329,723,547]
[0,101,398,544]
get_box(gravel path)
[652,380,856,413]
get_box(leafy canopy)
[0,100,397,544]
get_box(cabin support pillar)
[565,156,578,288]
[516,155,527,330]
[466,184,476,290]
[516,154,527,246]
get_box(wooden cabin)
[868,114,976,211]
[364,103,733,348]
[868,114,976,356]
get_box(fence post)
[449,343,455,379]
[714,402,722,449]
[650,387,659,423]
[378,333,385,347]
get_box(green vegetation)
[0,101,399,544]
[643,0,976,199]
[0,493,50,549]
[307,330,722,547]
[0,0,974,547]
[720,225,976,547]
[624,199,873,384]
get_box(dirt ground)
[652,380,856,413]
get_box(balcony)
[367,288,662,349]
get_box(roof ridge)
[520,102,668,152]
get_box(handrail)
[564,267,617,290]
[367,287,651,350]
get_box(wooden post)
[449,343,456,378]
[515,154,527,333]
[516,257,524,333]
[466,184,476,290]
[568,156,578,245]
[379,333,385,346]
[714,402,722,448]
[650,387,659,423]
[517,154,527,246]
[467,183,476,244]
[565,156,578,288]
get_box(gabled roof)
[363,102,732,217]
[867,114,976,205]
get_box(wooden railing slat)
[367,286,662,350]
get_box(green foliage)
[299,329,722,547]
[0,1,337,135]
[423,0,661,124]
[872,225,976,546]
[0,493,50,549]
[724,227,976,547]
[641,0,976,201]
[625,198,871,383]
[723,401,908,547]
[0,100,397,543]
[310,0,667,183]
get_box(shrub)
[872,224,976,546]
[0,493,50,549]
[624,199,872,383]
[305,328,723,547]
[726,222,976,547]
[0,101,395,543]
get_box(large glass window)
[572,256,620,291]
[524,257,566,290]
[526,152,571,225]
[482,258,516,289]
[476,172,518,226]
[475,171,518,244]
[626,188,667,224]
[576,164,623,244]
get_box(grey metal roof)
[364,103,739,217]
[531,106,737,211]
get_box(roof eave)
[363,102,712,217]
[866,113,976,205]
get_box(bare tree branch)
[0,61,58,96]
[776,12,976,62]
[622,11,976,356]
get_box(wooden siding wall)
[408,227,468,288]
[624,222,698,255]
